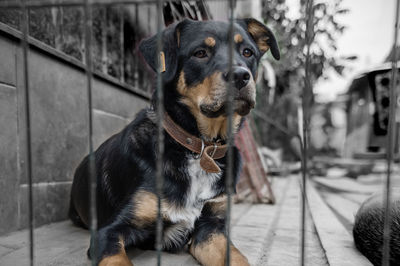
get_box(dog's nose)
[223,67,251,90]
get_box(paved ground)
[314,165,400,235]
[0,175,373,266]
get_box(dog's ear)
[236,18,280,60]
[139,20,189,83]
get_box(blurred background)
[0,0,399,265]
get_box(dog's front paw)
[190,234,250,266]
[87,245,133,266]
[230,246,250,266]
[98,253,133,266]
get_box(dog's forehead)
[179,20,250,45]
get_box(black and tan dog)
[69,18,280,266]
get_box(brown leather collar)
[163,113,228,173]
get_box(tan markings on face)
[177,71,187,95]
[178,72,242,140]
[247,22,270,53]
[189,233,250,266]
[234,34,243,43]
[98,238,133,266]
[205,37,216,47]
[196,114,241,141]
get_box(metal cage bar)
[300,0,314,265]
[20,0,35,265]
[225,0,235,265]
[382,1,400,265]
[82,0,98,265]
[119,5,125,82]
[155,0,165,265]
[225,0,236,266]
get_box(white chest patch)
[186,158,221,207]
[162,157,222,249]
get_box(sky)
[313,0,397,101]
[286,0,398,101]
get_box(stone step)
[307,181,372,266]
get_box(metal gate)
[0,0,399,265]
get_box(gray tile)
[93,78,149,120]
[19,182,71,229]
[0,36,16,86]
[0,84,19,235]
[92,109,130,150]
[0,245,15,258]
[27,50,89,183]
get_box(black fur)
[353,189,400,265]
[69,18,280,263]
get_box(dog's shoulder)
[125,108,157,138]
[103,108,158,154]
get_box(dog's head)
[140,18,279,139]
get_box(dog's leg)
[97,237,132,266]
[88,222,136,266]
[189,197,249,266]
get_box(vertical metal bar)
[382,1,400,265]
[21,0,34,265]
[301,0,314,265]
[119,5,124,82]
[134,3,139,87]
[101,7,107,73]
[83,0,98,265]
[155,0,164,265]
[225,0,235,265]
[147,4,151,34]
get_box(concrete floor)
[0,175,373,266]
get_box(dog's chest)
[162,158,221,248]
[186,157,221,204]
[166,158,221,223]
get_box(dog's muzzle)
[200,67,256,117]
[223,66,251,90]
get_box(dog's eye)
[193,49,208,58]
[243,48,253,58]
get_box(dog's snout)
[235,68,251,89]
[223,67,251,90]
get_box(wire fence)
[382,1,400,265]
[1,0,399,265]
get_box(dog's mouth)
[234,98,255,116]
[200,97,255,118]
